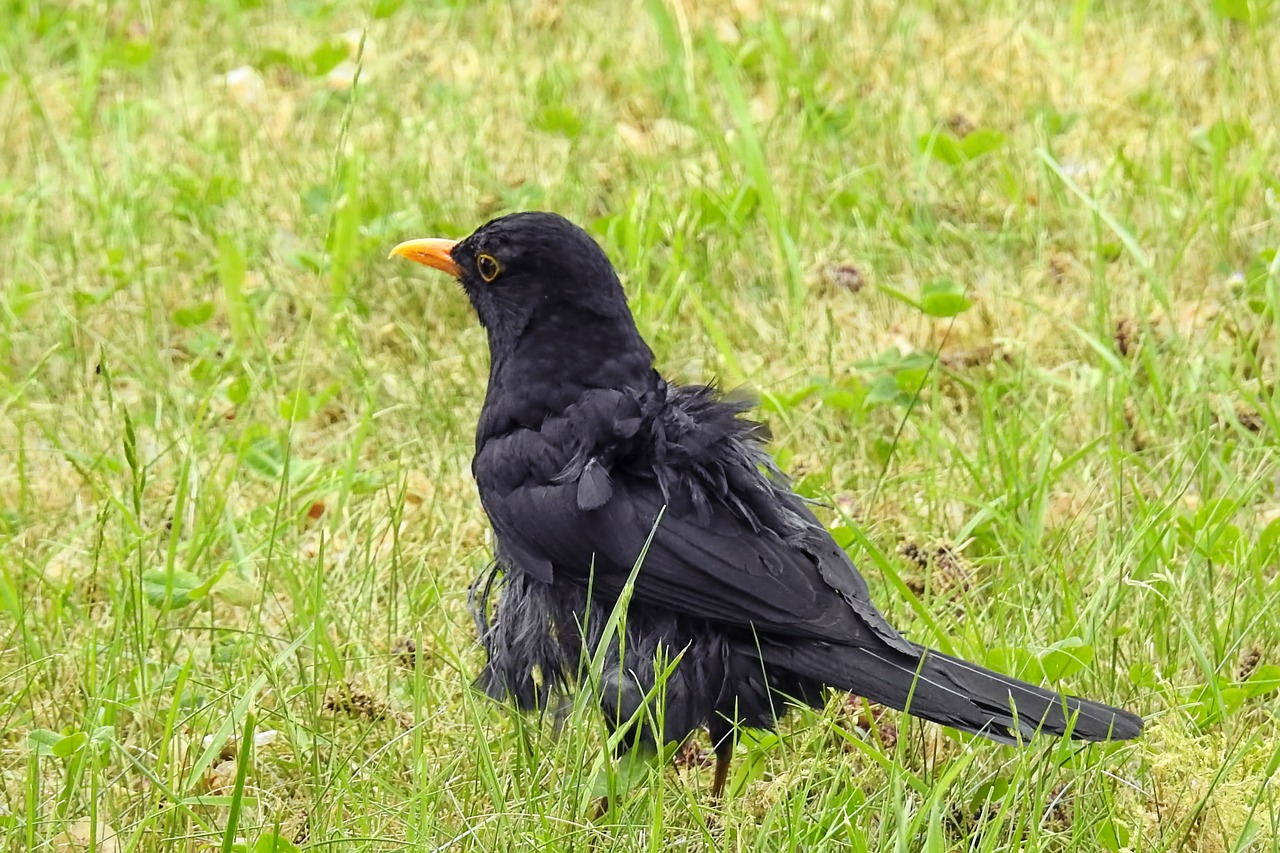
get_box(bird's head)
[390,211,637,355]
[391,212,656,429]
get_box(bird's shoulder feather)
[471,381,912,650]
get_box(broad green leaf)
[958,128,1006,160]
[730,731,780,796]
[279,390,314,422]
[6,281,41,318]
[822,386,863,412]
[227,375,251,406]
[919,133,963,165]
[864,375,901,407]
[829,525,856,550]
[254,833,301,853]
[141,568,207,608]
[213,573,261,608]
[1244,248,1277,314]
[1192,119,1249,155]
[969,777,1011,814]
[589,742,658,799]
[1027,103,1077,136]
[1097,819,1131,852]
[241,432,290,480]
[920,279,972,317]
[986,646,1045,683]
[110,38,155,68]
[52,730,89,758]
[759,383,819,413]
[0,508,22,534]
[534,105,584,138]
[27,729,67,756]
[793,473,828,499]
[309,41,348,76]
[894,367,930,395]
[1188,680,1246,726]
[1212,0,1264,22]
[301,184,333,216]
[919,129,1005,165]
[74,284,124,306]
[1041,637,1095,681]
[1244,664,1280,698]
[1128,662,1158,689]
[174,302,215,328]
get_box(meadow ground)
[2,1,1279,850]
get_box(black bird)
[390,212,1142,796]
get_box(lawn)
[1,0,1278,850]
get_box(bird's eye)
[476,253,501,282]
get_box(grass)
[1,0,1279,849]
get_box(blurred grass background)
[1,0,1278,850]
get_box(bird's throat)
[477,314,657,445]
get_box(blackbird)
[390,212,1142,795]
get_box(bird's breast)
[473,386,652,497]
[473,424,577,497]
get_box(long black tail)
[770,640,1142,743]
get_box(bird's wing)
[483,472,914,652]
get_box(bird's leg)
[711,738,733,799]
[706,720,737,800]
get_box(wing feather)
[487,474,911,651]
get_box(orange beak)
[388,238,462,276]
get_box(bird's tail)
[860,643,1142,743]
[768,640,1142,743]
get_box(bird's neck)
[477,310,657,446]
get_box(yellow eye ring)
[476,253,501,282]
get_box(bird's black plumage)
[392,212,1142,781]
